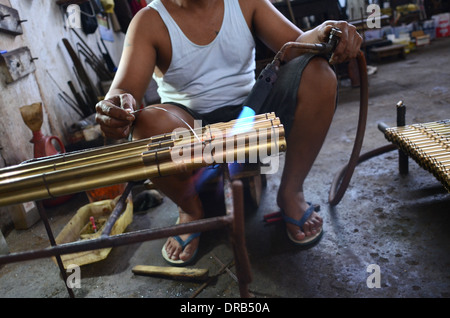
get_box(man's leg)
[132,104,203,262]
[277,57,337,241]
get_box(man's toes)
[179,247,193,262]
[165,239,180,260]
[288,224,306,241]
[294,230,306,241]
[303,221,315,236]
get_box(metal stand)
[396,101,409,175]
[0,164,253,298]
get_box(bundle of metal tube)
[0,113,286,207]
[384,119,450,192]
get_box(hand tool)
[98,37,116,73]
[233,27,342,130]
[46,70,84,117]
[62,38,98,113]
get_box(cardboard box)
[8,201,40,230]
[422,20,436,40]
[433,13,450,38]
[412,31,430,46]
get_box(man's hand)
[95,93,136,139]
[317,21,363,64]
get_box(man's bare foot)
[162,208,202,264]
[277,191,323,242]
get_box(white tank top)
[148,0,256,113]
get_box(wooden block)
[370,44,406,61]
[0,4,23,36]
[132,265,209,282]
[0,47,36,83]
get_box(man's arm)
[248,0,362,64]
[95,8,159,139]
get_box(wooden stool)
[370,44,406,62]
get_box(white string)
[133,106,201,143]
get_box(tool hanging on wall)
[98,37,116,73]
[77,42,113,82]
[46,70,84,118]
[71,27,115,91]
[62,38,98,115]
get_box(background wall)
[0,0,138,233]
[0,0,127,167]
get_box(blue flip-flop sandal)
[282,205,323,247]
[161,232,201,266]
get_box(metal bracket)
[0,47,37,84]
[0,4,25,36]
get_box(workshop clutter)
[364,1,449,64]
[433,13,450,38]
[374,14,448,55]
[54,196,133,268]
[66,113,103,146]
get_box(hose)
[328,50,369,206]
[328,51,397,206]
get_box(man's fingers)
[327,22,362,64]
[95,113,130,128]
[95,93,137,139]
[119,93,136,113]
[99,124,131,139]
[96,100,135,121]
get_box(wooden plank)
[132,265,209,282]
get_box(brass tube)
[409,144,449,152]
[0,137,285,206]
[394,132,450,143]
[386,122,450,135]
[0,123,286,207]
[0,123,283,193]
[0,141,150,181]
[405,140,450,148]
[398,128,450,139]
[415,149,450,157]
[0,153,151,194]
[0,114,278,181]
[148,113,276,143]
[148,118,281,151]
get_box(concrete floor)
[0,37,449,299]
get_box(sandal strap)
[173,232,201,249]
[282,205,315,231]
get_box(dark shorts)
[164,53,328,136]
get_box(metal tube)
[0,114,278,181]
[397,101,408,175]
[149,113,276,143]
[0,214,233,266]
[101,182,135,237]
[148,118,282,151]
[0,138,151,180]
[0,126,286,207]
[36,200,75,298]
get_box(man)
[95,0,362,265]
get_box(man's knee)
[300,57,337,99]
[132,104,195,139]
